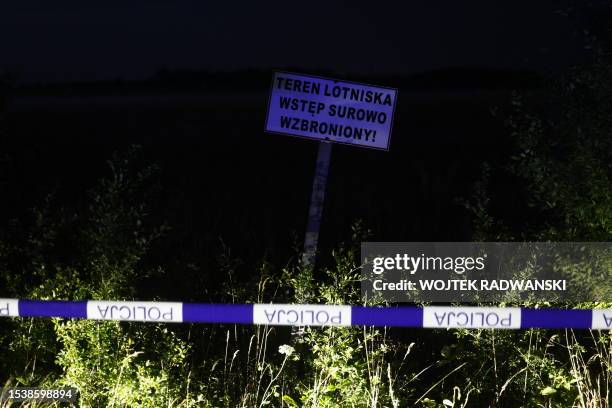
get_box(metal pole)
[302,141,332,267]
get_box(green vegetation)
[1,42,611,408]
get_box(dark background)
[0,5,610,406]
[0,1,602,280]
[0,1,586,82]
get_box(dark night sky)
[1,1,583,82]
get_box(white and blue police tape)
[0,299,610,329]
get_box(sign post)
[265,71,397,266]
[302,141,332,266]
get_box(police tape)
[0,299,610,329]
